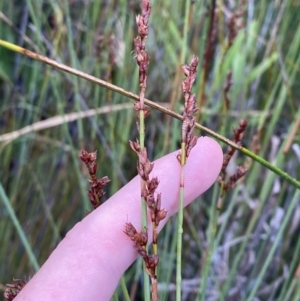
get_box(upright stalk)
[125,2,167,301]
[133,1,151,231]
[176,56,199,301]
[176,147,186,301]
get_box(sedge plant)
[124,1,167,301]
[1,1,300,300]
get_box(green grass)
[1,0,300,300]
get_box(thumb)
[15,136,223,301]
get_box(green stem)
[0,39,299,190]
[176,143,186,301]
[139,106,145,149]
[0,182,40,271]
[113,292,119,301]
[138,62,150,301]
[120,276,131,301]
[140,108,147,230]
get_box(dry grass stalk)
[0,104,132,145]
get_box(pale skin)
[15,137,223,301]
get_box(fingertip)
[185,136,223,202]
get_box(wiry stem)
[133,1,151,232]
[127,2,166,301]
[176,147,185,301]
[135,2,151,299]
[176,56,199,301]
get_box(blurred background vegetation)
[0,0,300,300]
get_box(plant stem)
[113,292,119,301]
[1,39,299,190]
[139,103,147,229]
[0,182,40,271]
[151,277,158,301]
[177,55,199,300]
[133,1,152,298]
[139,86,150,301]
[120,276,131,301]
[176,142,186,301]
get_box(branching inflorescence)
[178,56,199,163]
[80,150,110,210]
